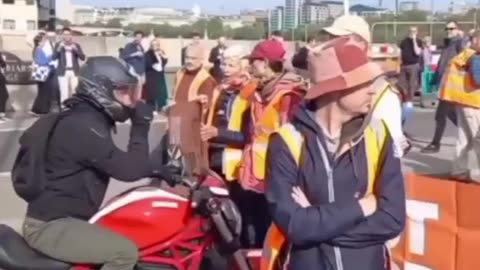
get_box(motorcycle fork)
[206,199,252,270]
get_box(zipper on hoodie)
[315,137,344,270]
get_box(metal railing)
[371,21,478,42]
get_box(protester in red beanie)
[236,39,307,247]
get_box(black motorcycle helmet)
[73,56,139,122]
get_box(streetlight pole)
[394,0,398,39]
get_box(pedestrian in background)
[208,36,227,82]
[31,33,58,116]
[122,30,146,84]
[144,38,169,113]
[422,21,465,153]
[441,30,480,181]
[181,32,201,66]
[53,27,86,104]
[0,51,8,122]
[399,26,423,104]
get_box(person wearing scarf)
[200,45,258,248]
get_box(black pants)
[0,74,8,113]
[31,74,60,114]
[227,181,271,248]
[431,100,458,145]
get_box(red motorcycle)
[0,103,263,270]
[0,169,262,270]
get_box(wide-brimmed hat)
[322,15,371,43]
[306,35,383,100]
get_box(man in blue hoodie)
[263,35,406,270]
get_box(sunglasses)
[445,27,457,31]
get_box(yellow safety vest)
[206,81,257,180]
[372,79,399,111]
[440,48,480,108]
[172,68,211,101]
[260,120,389,270]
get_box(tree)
[207,17,224,39]
[106,18,123,28]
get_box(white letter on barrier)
[403,199,439,270]
[406,200,439,255]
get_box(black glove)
[130,101,154,125]
[152,165,182,187]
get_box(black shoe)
[421,143,440,154]
[403,140,412,156]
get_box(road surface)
[0,108,457,231]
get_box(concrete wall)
[0,34,297,67]
[0,34,298,112]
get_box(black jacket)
[208,89,249,173]
[26,102,159,221]
[266,104,405,270]
[145,49,168,74]
[292,47,309,70]
[0,52,5,69]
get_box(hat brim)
[322,27,353,37]
[305,62,384,100]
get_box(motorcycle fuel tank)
[89,186,192,249]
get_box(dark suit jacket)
[121,41,146,76]
[0,53,6,69]
[52,42,86,76]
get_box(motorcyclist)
[18,56,178,270]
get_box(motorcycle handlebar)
[179,176,198,190]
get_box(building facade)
[284,0,302,29]
[349,4,389,17]
[303,0,343,24]
[399,1,420,12]
[0,0,39,32]
[270,6,284,31]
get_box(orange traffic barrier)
[392,173,480,270]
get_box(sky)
[73,0,451,14]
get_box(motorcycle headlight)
[220,198,242,236]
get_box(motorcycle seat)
[0,224,71,270]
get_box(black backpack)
[11,112,68,202]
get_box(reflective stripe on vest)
[440,49,480,108]
[206,82,257,180]
[251,90,298,180]
[173,68,211,101]
[260,120,389,270]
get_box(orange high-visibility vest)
[440,48,480,108]
[260,120,389,270]
[172,68,211,101]
[250,90,301,181]
[206,81,257,180]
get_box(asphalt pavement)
[0,108,458,232]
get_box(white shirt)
[64,45,74,68]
